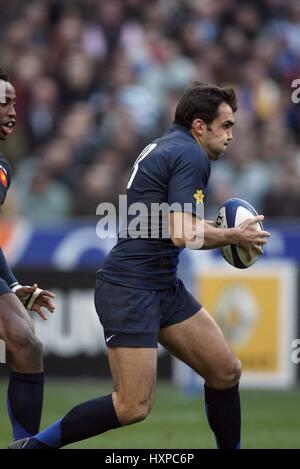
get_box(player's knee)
[115,397,153,426]
[221,356,241,388]
[8,329,43,364]
[207,356,242,389]
[226,357,242,385]
[21,334,43,363]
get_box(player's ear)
[191,118,206,136]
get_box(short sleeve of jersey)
[168,144,210,216]
[0,155,11,206]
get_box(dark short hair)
[0,67,9,82]
[174,82,237,128]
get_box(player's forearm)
[0,247,18,287]
[169,213,239,250]
[179,220,238,250]
[202,221,238,249]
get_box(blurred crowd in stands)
[1,0,300,221]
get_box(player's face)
[0,81,16,141]
[192,102,235,161]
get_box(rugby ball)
[216,198,263,269]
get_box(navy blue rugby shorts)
[0,277,11,295]
[94,278,202,348]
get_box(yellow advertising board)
[194,260,297,388]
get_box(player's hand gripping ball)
[216,198,264,269]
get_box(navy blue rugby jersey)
[0,154,11,206]
[97,123,211,290]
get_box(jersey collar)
[167,123,210,162]
[168,123,194,138]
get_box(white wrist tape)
[25,288,43,310]
[11,284,43,310]
[11,284,22,294]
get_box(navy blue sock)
[32,394,121,448]
[7,371,44,439]
[204,383,241,449]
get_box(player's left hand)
[15,283,55,320]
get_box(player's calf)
[4,324,44,439]
[203,356,242,449]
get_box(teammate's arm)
[0,247,55,319]
[169,212,270,252]
[0,247,18,287]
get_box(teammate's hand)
[234,215,270,261]
[15,283,55,320]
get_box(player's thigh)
[159,308,240,384]
[0,292,35,347]
[108,346,157,410]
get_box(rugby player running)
[10,83,269,449]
